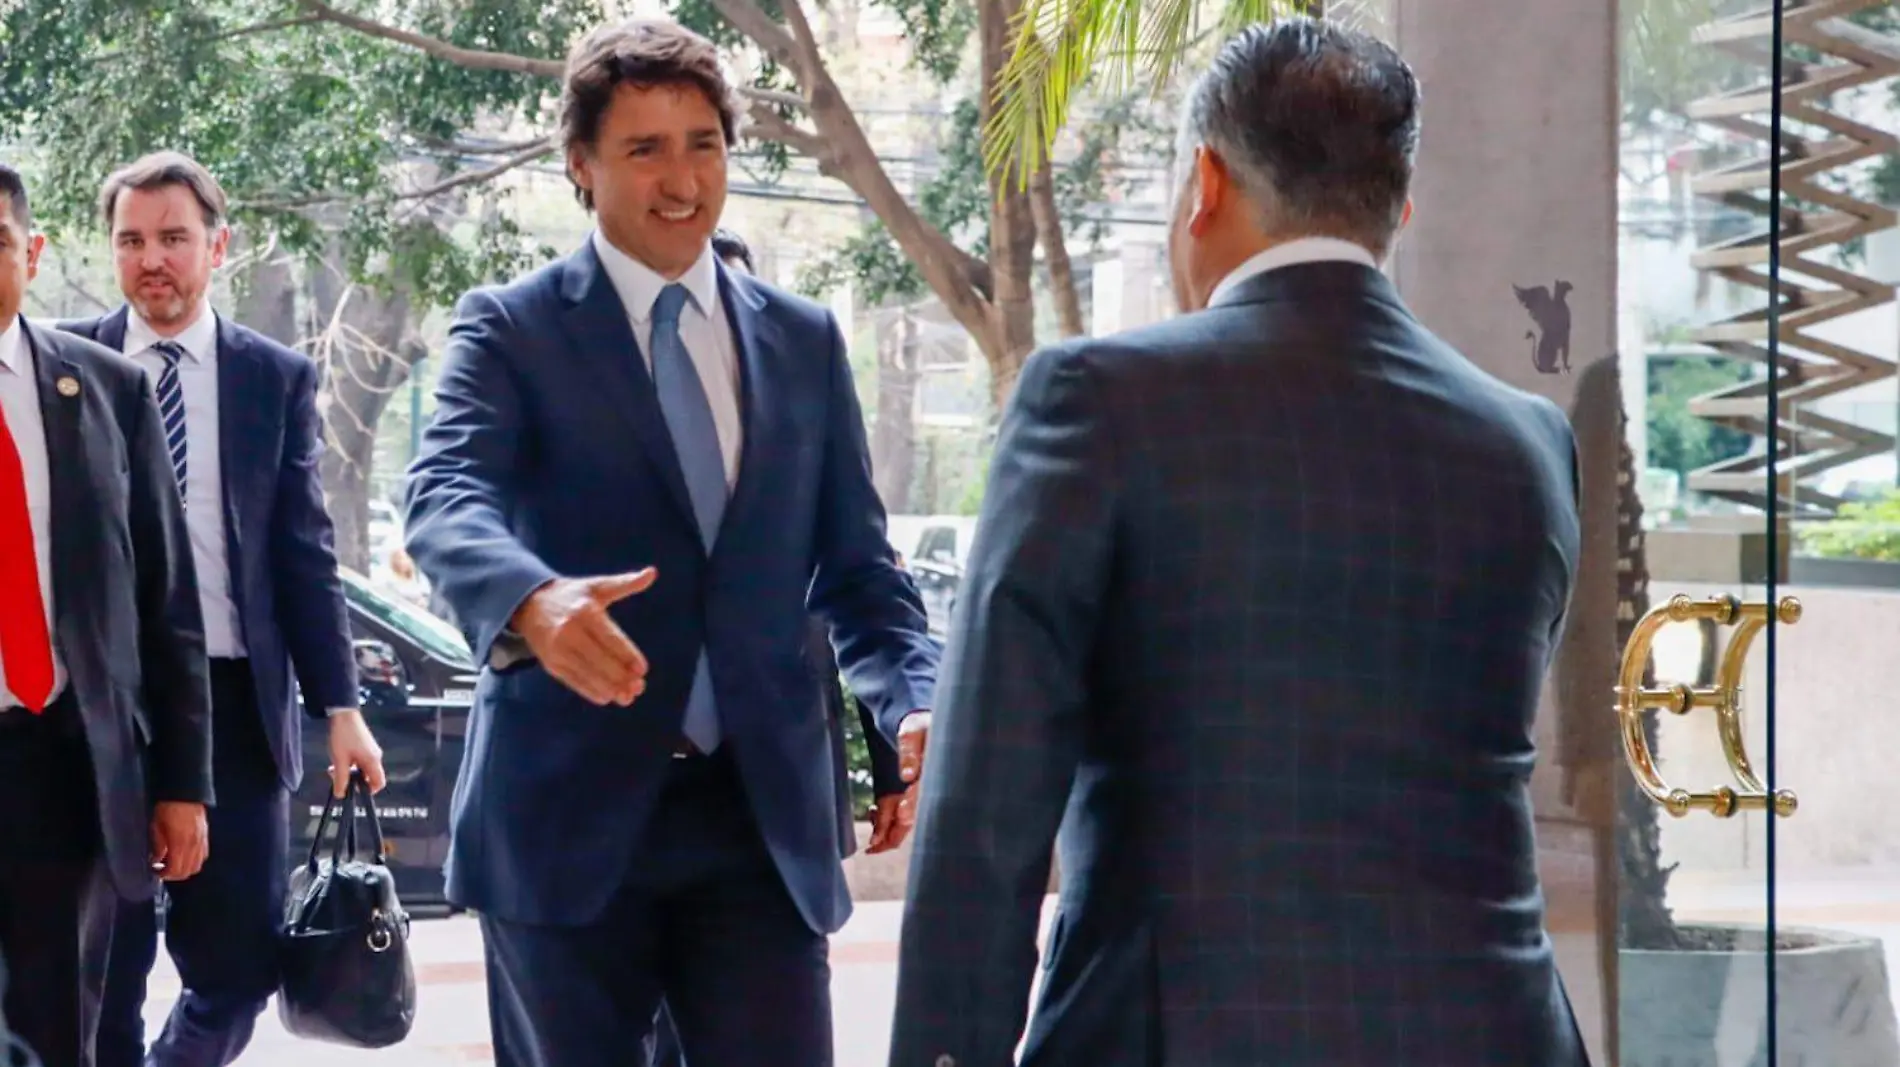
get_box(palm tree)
[984,0,1320,187]
[984,0,1718,185]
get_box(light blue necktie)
[150,341,189,503]
[650,283,727,752]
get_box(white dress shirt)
[1207,236,1379,308]
[0,316,67,707]
[591,231,744,488]
[127,302,247,658]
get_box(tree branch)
[719,0,993,351]
[81,13,324,64]
[239,139,556,211]
[744,87,807,110]
[778,0,827,65]
[703,0,803,70]
[414,134,556,156]
[295,0,564,77]
[297,1,806,115]
[212,13,325,43]
[743,104,830,164]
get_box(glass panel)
[1767,1,1900,1064]
[1615,0,1796,1061]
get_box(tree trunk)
[307,258,421,573]
[1031,160,1086,338]
[870,307,919,512]
[229,243,299,346]
[980,0,1042,408]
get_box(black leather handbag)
[277,769,416,1047]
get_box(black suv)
[293,570,476,913]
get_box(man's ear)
[567,144,596,199]
[1399,197,1415,231]
[1189,145,1233,237]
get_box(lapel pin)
[56,376,80,397]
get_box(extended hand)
[328,710,388,797]
[510,570,657,706]
[150,801,208,882]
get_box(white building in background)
[1616,90,1900,514]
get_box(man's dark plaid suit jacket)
[889,261,1589,1067]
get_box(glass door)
[1617,0,1900,1063]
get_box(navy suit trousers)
[483,751,831,1067]
[96,660,288,1067]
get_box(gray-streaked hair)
[1177,18,1420,255]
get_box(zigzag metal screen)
[1686,0,1900,515]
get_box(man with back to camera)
[0,162,211,1067]
[59,151,389,1067]
[402,20,939,1067]
[889,18,1589,1067]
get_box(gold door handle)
[1614,593,1800,819]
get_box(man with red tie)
[0,163,212,1067]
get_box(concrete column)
[1387,2,1621,1063]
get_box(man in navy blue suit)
[641,228,911,1067]
[61,151,390,1067]
[403,19,939,1067]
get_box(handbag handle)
[352,768,389,865]
[302,768,389,873]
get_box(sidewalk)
[147,869,1900,1064]
[145,900,1057,1066]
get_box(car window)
[340,569,472,668]
[918,527,954,562]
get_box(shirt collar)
[0,315,22,378]
[591,230,719,324]
[1207,236,1379,308]
[125,299,218,364]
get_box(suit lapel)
[94,306,131,351]
[557,242,699,533]
[714,264,779,557]
[215,316,271,566]
[24,322,89,650]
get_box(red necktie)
[0,400,53,713]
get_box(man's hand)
[864,793,907,853]
[150,801,208,882]
[328,710,388,797]
[510,570,657,706]
[890,711,931,847]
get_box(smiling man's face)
[568,81,729,279]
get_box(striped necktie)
[150,341,188,501]
[152,341,190,505]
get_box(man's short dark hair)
[98,151,228,233]
[710,228,754,273]
[559,19,739,211]
[0,164,30,232]
[1182,18,1420,255]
